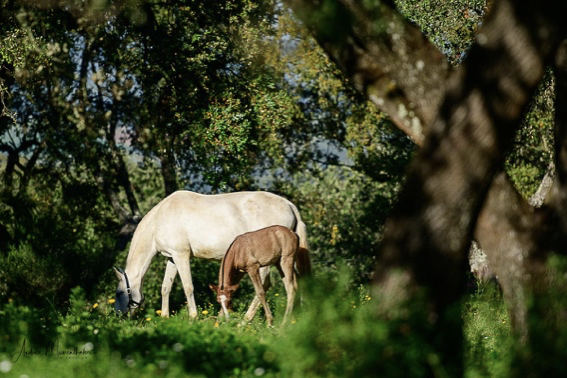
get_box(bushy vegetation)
[0,181,118,305]
[0,273,517,378]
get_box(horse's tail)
[289,202,312,278]
[296,246,312,277]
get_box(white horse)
[114,190,309,320]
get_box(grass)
[463,282,513,378]
[0,277,515,377]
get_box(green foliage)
[511,254,567,377]
[1,287,278,377]
[463,283,512,378]
[0,273,522,378]
[125,159,166,214]
[0,12,49,121]
[395,0,488,65]
[189,95,256,189]
[275,166,401,287]
[505,71,555,199]
[0,178,117,305]
[346,100,415,182]
[110,316,275,377]
[273,272,442,377]
[0,299,61,357]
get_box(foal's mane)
[220,236,239,291]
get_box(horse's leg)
[248,265,274,327]
[160,258,177,317]
[244,266,271,321]
[172,254,198,319]
[278,257,298,325]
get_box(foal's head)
[209,283,239,317]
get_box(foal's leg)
[160,258,177,317]
[248,265,274,327]
[278,256,298,325]
[172,253,198,319]
[244,266,271,321]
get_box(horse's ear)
[228,284,239,292]
[209,284,219,293]
[113,267,124,280]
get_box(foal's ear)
[113,267,124,280]
[227,284,240,292]
[209,284,219,293]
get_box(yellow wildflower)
[156,310,162,315]
[146,318,151,322]
[202,310,209,315]
[330,224,339,245]
[108,299,116,304]
[92,303,99,309]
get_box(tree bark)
[474,172,536,343]
[290,0,567,350]
[551,40,567,237]
[373,0,567,373]
[287,0,447,144]
[160,150,178,196]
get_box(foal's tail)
[296,246,312,277]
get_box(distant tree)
[1,0,408,303]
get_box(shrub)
[271,272,441,377]
[0,271,524,378]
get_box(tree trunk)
[286,0,447,145]
[551,40,567,236]
[290,0,567,354]
[373,0,567,374]
[160,149,178,196]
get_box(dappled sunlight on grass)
[463,282,513,378]
[0,275,528,377]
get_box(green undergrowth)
[463,282,513,378]
[0,276,517,377]
[0,286,278,377]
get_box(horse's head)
[209,283,239,320]
[114,267,144,317]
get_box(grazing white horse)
[114,190,309,320]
